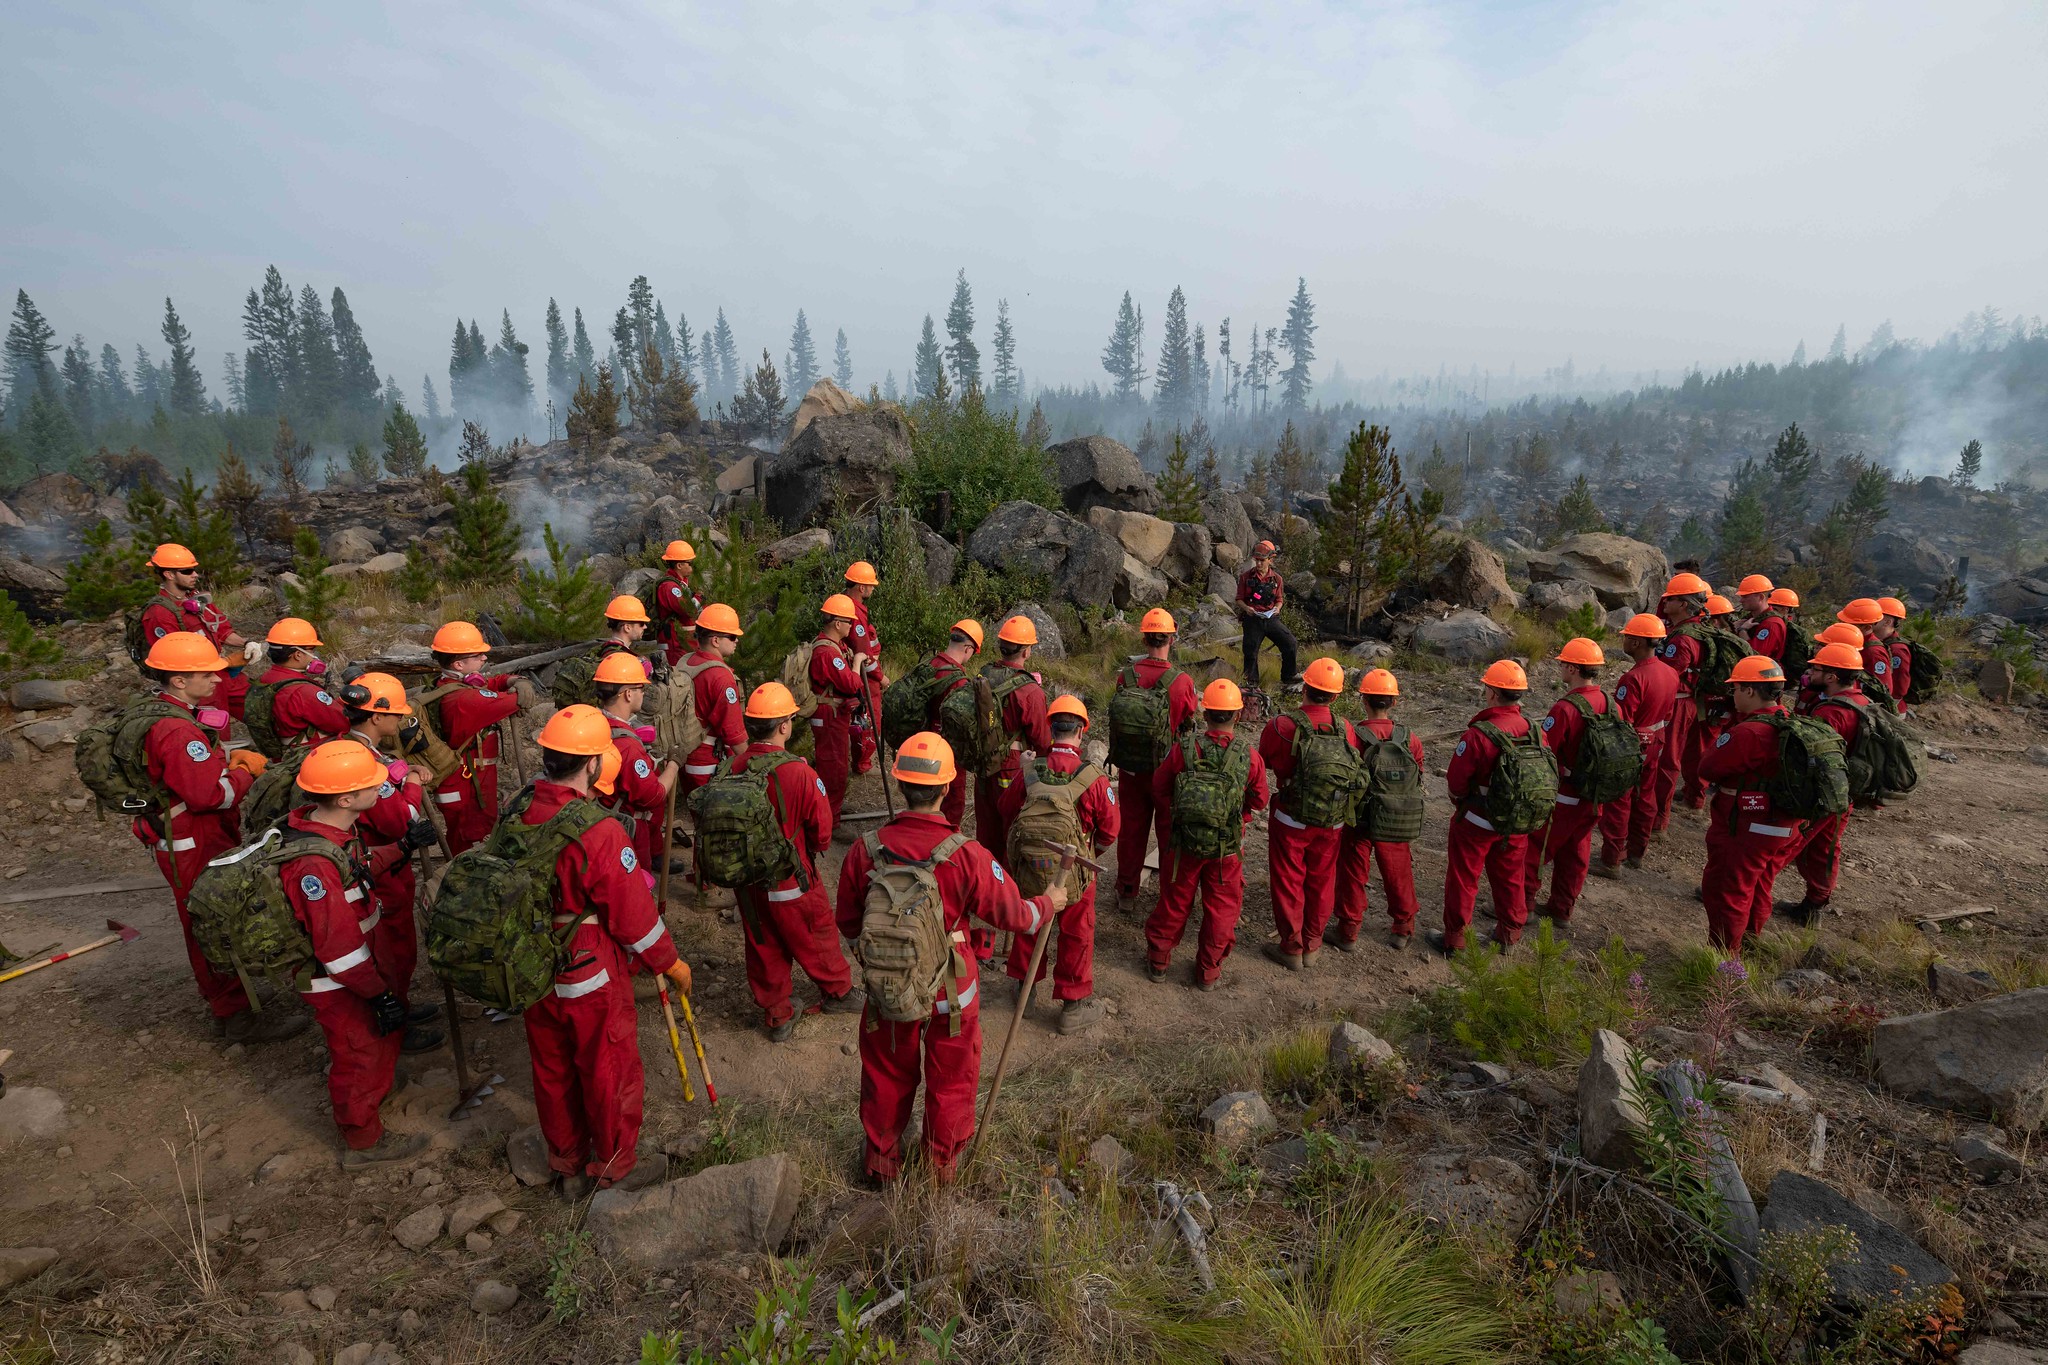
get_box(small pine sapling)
[0,591,63,670]
[1155,433,1205,522]
[397,544,440,605]
[512,524,609,642]
[63,519,154,619]
[211,443,266,551]
[346,441,380,484]
[447,460,521,586]
[382,402,430,479]
[282,529,345,631]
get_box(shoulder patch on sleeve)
[991,861,1006,883]
[725,687,738,704]
[831,656,845,670]
[1872,661,1886,674]
[299,873,327,900]
[315,690,334,706]
[185,739,212,761]
[1454,740,1467,756]
[1541,716,1555,731]
[1716,732,1732,747]
[1615,685,1628,701]
[152,625,167,639]
[378,780,396,798]
[1107,785,1118,803]
[1755,629,1769,641]
[479,688,498,698]
[816,778,827,796]
[620,847,638,873]
[634,758,651,778]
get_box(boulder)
[1085,507,1176,567]
[1086,1135,1134,1181]
[9,679,85,709]
[356,551,408,576]
[615,566,663,600]
[1212,540,1243,573]
[768,407,913,531]
[1408,1151,1538,1238]
[1525,579,1602,625]
[0,555,68,622]
[1578,1030,1650,1169]
[506,1124,551,1186]
[1207,565,1239,601]
[470,1279,519,1315]
[837,511,958,592]
[1327,1022,1402,1075]
[966,501,1122,608]
[1255,1136,1311,1181]
[1981,569,2048,625]
[1759,1171,1954,1309]
[1427,538,1520,613]
[1203,494,1255,563]
[716,453,758,496]
[447,1192,506,1241]
[1960,1345,2048,1365]
[1928,961,2000,1006]
[1952,1131,2023,1182]
[0,1247,58,1291]
[1411,609,1513,664]
[1114,554,1171,609]
[758,526,832,567]
[1872,987,2048,1125]
[1160,523,1214,587]
[0,1086,68,1142]
[392,1204,445,1251]
[325,526,383,564]
[0,500,22,529]
[20,716,87,751]
[12,471,96,522]
[999,602,1065,661]
[1857,531,1955,600]
[1524,533,1670,611]
[586,1153,800,1269]
[1050,436,1158,515]
[1199,1092,1277,1148]
[784,377,861,445]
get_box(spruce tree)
[1278,277,1316,412]
[1101,291,1144,400]
[489,310,533,416]
[653,302,676,365]
[283,529,344,630]
[570,307,596,390]
[381,401,429,479]
[1153,285,1194,426]
[942,270,979,391]
[270,415,311,500]
[97,343,132,419]
[1764,422,1819,543]
[729,350,786,438]
[626,276,655,354]
[449,458,521,586]
[565,362,620,454]
[212,443,266,549]
[161,298,206,417]
[912,316,945,401]
[132,345,161,411]
[1156,433,1205,522]
[346,440,379,485]
[1714,460,1772,577]
[1825,324,1848,362]
[710,309,738,402]
[651,346,699,434]
[221,350,247,410]
[420,375,442,425]
[511,523,608,641]
[142,467,243,588]
[543,298,570,414]
[1191,323,1210,412]
[330,287,380,417]
[1548,474,1606,543]
[5,289,59,409]
[990,300,1018,409]
[0,586,61,669]
[1953,438,1983,489]
[447,319,478,414]
[1273,419,1314,505]
[61,339,95,434]
[294,284,339,420]
[834,328,853,388]
[240,267,297,416]
[882,371,899,403]
[1022,399,1049,450]
[674,310,697,384]
[786,311,819,394]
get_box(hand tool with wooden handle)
[965,844,1076,1171]
[655,977,695,1103]
[0,921,140,988]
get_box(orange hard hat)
[1736,574,1775,597]
[1809,643,1867,672]
[1662,572,1710,598]
[147,542,199,570]
[1621,613,1668,640]
[1358,668,1400,697]
[1139,608,1177,635]
[845,560,879,586]
[820,593,857,620]
[1837,598,1884,626]
[537,703,613,756]
[1202,678,1244,711]
[696,602,743,637]
[1816,622,1865,649]
[266,617,323,648]
[1253,540,1277,557]
[296,739,389,795]
[1481,659,1529,691]
[892,731,958,786]
[1047,694,1090,728]
[594,744,622,797]
[951,619,985,651]
[1705,594,1735,617]
[1556,637,1607,667]
[1767,587,1801,609]
[1727,656,1787,686]
[997,615,1038,646]
[1877,596,1907,619]
[431,621,491,656]
[745,681,799,719]
[144,630,228,673]
[661,540,696,563]
[605,594,651,624]
[343,671,411,715]
[1303,657,1345,693]
[593,652,649,686]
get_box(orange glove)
[662,960,693,996]
[226,749,269,776]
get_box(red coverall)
[1143,730,1270,983]
[519,779,678,1186]
[970,663,1050,959]
[1334,720,1424,942]
[429,674,519,855]
[604,720,668,873]
[1789,688,1867,907]
[1261,706,1360,957]
[1860,638,1895,709]
[1111,660,1199,900]
[1443,705,1543,951]
[1526,685,1611,923]
[138,591,250,719]
[1747,614,1788,663]
[135,697,257,1018]
[281,813,403,1150]
[1598,654,1678,868]
[1651,623,1704,829]
[653,568,701,668]
[999,743,1119,1001]
[346,740,425,1004]
[924,654,973,830]
[849,599,885,775]
[808,634,867,831]
[1884,638,1911,711]
[679,650,747,794]
[1697,705,1802,951]
[834,810,1055,1181]
[731,743,853,1027]
[255,667,350,750]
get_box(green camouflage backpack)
[1901,640,1943,705]
[856,830,973,1033]
[240,745,316,833]
[1470,720,1559,835]
[244,677,323,760]
[1355,724,1425,843]
[551,645,636,711]
[187,824,348,1009]
[426,794,609,1012]
[1276,710,1368,828]
[940,666,1033,778]
[1780,617,1815,677]
[1562,692,1644,806]
[1756,712,1851,821]
[1169,733,1255,858]
[881,658,949,750]
[1677,622,1754,702]
[75,696,187,815]
[1005,759,1102,898]
[1817,694,1921,803]
[1107,663,1187,773]
[688,751,807,891]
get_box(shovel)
[0,921,140,987]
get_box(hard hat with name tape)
[1139,608,1177,635]
[892,732,958,786]
[537,704,613,755]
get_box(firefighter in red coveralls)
[1838,598,1894,711]
[651,540,701,668]
[1435,659,1546,956]
[592,651,678,874]
[279,740,435,1166]
[809,594,873,833]
[1738,575,1786,662]
[1259,656,1358,971]
[1144,679,1270,989]
[425,621,523,856]
[1796,624,1865,715]
[522,705,693,1199]
[844,561,887,775]
[1697,655,1804,952]
[252,618,350,751]
[728,682,862,1041]
[132,632,303,1043]
[1527,638,1616,932]
[1111,608,1199,916]
[999,694,1118,1035]
[1876,596,1912,712]
[1651,572,1711,830]
[1593,616,1678,877]
[970,615,1052,961]
[1333,669,1425,949]
[834,733,1068,1184]
[1777,643,1872,927]
[136,542,254,719]
[922,620,984,831]
[675,603,748,796]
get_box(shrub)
[64,518,154,620]
[510,523,609,642]
[0,591,62,671]
[447,459,521,587]
[639,1272,955,1365]
[1429,924,1644,1066]
[898,388,1057,538]
[281,529,344,631]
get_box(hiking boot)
[767,1019,798,1043]
[1146,961,1168,983]
[1118,890,1144,919]
[1776,900,1823,927]
[1195,973,1220,992]
[223,1008,311,1045]
[1326,934,1360,954]
[609,1153,669,1193]
[1261,943,1304,971]
[1386,933,1412,950]
[556,1173,595,1203]
[1623,856,1644,871]
[400,1025,445,1055]
[404,1000,441,1025]
[821,988,866,1014]
[341,1131,429,1169]
[1424,931,1461,959]
[1058,997,1104,1036]
[1300,948,1321,970]
[1589,861,1621,881]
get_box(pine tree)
[570,307,596,391]
[1714,460,1771,577]
[1192,323,1210,412]
[942,270,979,391]
[397,543,440,604]
[1022,399,1049,451]
[346,440,379,485]
[282,529,344,630]
[710,309,738,403]
[1101,291,1144,401]
[653,301,676,365]
[1318,422,1435,631]
[63,518,154,618]
[1764,422,1819,543]
[160,298,206,417]
[420,374,442,425]
[21,390,84,471]
[729,349,786,438]
[489,310,533,417]
[1199,446,1220,492]
[1825,324,1848,363]
[212,443,266,549]
[1278,278,1316,413]
[912,316,945,401]
[1247,450,1272,500]
[139,467,243,589]
[0,583,61,669]
[1548,474,1606,543]
[539,298,571,416]
[5,289,59,410]
[381,402,429,479]
[834,328,853,388]
[625,276,655,355]
[449,458,521,586]
[1272,419,1313,506]
[294,284,339,420]
[1953,438,1983,489]
[1812,460,1892,595]
[61,339,95,434]
[652,346,699,434]
[1216,319,1234,413]
[674,310,697,386]
[97,343,132,420]
[1153,285,1195,426]
[269,415,311,499]
[236,268,296,416]
[132,345,161,412]
[785,311,819,395]
[458,419,495,466]
[511,523,608,641]
[989,300,1018,409]
[882,370,899,403]
[1156,433,1204,522]
[447,319,480,414]
[316,286,376,420]
[565,362,620,454]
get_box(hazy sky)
[5,0,2045,404]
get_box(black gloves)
[369,991,406,1036]
[399,818,439,855]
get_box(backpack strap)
[750,750,811,892]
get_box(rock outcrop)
[1428,538,1520,613]
[1051,437,1158,516]
[1872,987,2048,1125]
[768,406,913,530]
[783,377,861,445]
[1410,609,1513,663]
[1981,567,2048,625]
[1525,533,1670,611]
[967,501,1122,607]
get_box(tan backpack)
[1005,759,1101,899]
[651,659,717,759]
[780,642,822,723]
[855,830,972,1035]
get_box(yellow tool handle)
[676,989,718,1105]
[655,979,694,1104]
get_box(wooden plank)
[1913,905,1998,926]
[0,877,162,907]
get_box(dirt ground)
[2,659,2045,1362]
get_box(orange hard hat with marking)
[297,739,389,795]
[1047,694,1090,728]
[1727,656,1786,686]
[1809,643,1867,671]
[746,682,799,719]
[892,732,957,786]
[1767,587,1801,609]
[148,542,199,570]
[1737,574,1775,597]
[696,602,743,636]
[1357,668,1399,697]
[1556,637,1607,667]
[1139,608,1177,634]
[432,621,490,655]
[1662,572,1710,598]
[1877,596,1907,619]
[820,593,857,620]
[1481,659,1529,691]
[593,652,649,685]
[537,704,613,755]
[605,594,651,624]
[1621,613,1667,640]
[266,617,322,648]
[951,619,985,651]
[997,615,1038,646]
[1202,678,1243,710]
[1302,657,1344,693]
[844,560,879,586]
[661,540,695,563]
[145,631,228,673]
[1837,598,1884,626]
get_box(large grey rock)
[1960,1343,2048,1364]
[470,1279,519,1315]
[1411,609,1513,664]
[1202,493,1255,563]
[0,555,67,622]
[586,1153,800,1268]
[1199,1091,1276,1148]
[1000,602,1065,661]
[1578,1030,1650,1169]
[1051,436,1158,515]
[1114,554,1170,609]
[1525,579,1603,625]
[966,501,1122,608]
[1872,987,2048,1126]
[325,526,383,563]
[0,1086,68,1142]
[1928,961,2000,1006]
[1759,1171,1954,1309]
[758,526,832,567]
[506,1124,550,1185]
[783,376,861,445]
[768,407,913,531]
[1660,1061,1759,1283]
[614,566,663,601]
[1085,507,1176,566]
[1981,568,2048,625]
[1160,523,1213,587]
[355,551,408,576]
[0,1248,58,1290]
[1427,538,1520,613]
[1207,565,1238,600]
[9,679,85,709]
[1525,533,1670,611]
[447,1191,506,1241]
[1408,1151,1538,1238]
[1857,531,1955,600]
[1952,1131,2024,1182]
[1327,1022,1402,1075]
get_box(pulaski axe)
[0,921,140,988]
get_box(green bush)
[897,388,1057,538]
[639,1272,955,1365]
[281,529,345,631]
[510,523,609,642]
[1421,924,1644,1067]
[0,592,62,671]
[64,518,155,620]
